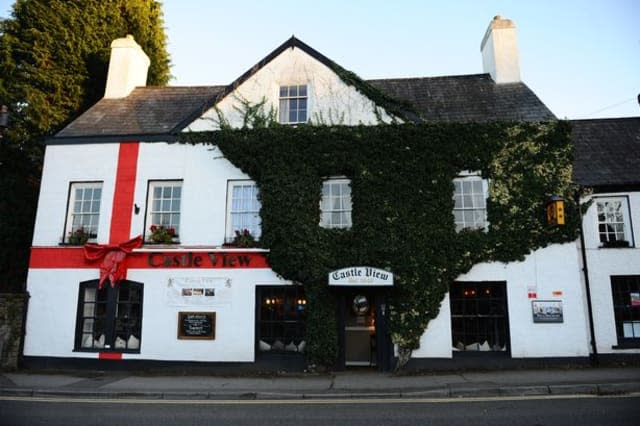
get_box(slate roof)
[54,86,224,142]
[367,74,555,122]
[52,36,557,143]
[571,117,640,188]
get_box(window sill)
[612,342,640,350]
[599,241,632,249]
[73,348,141,354]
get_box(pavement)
[2,366,640,400]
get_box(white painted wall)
[33,144,119,245]
[23,267,288,361]
[581,192,640,354]
[33,142,251,247]
[412,243,591,359]
[186,46,393,131]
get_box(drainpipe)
[576,189,599,365]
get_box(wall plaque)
[178,311,216,339]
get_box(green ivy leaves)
[181,121,577,368]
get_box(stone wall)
[0,293,26,370]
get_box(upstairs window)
[64,182,102,243]
[596,197,633,247]
[146,180,182,242]
[279,85,307,124]
[320,178,352,229]
[227,180,261,241]
[453,173,488,232]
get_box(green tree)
[0,0,171,292]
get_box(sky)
[1,0,639,119]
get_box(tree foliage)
[0,0,171,292]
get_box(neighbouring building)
[22,16,639,371]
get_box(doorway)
[344,291,377,366]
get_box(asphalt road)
[1,394,639,426]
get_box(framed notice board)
[178,311,216,340]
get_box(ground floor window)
[611,275,640,346]
[450,281,508,352]
[256,286,307,353]
[74,280,143,352]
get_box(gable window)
[75,280,143,353]
[596,197,633,247]
[453,173,488,232]
[611,276,640,348]
[146,180,182,242]
[227,180,261,241]
[64,182,102,243]
[320,178,352,229]
[279,85,307,124]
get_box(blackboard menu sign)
[178,312,216,340]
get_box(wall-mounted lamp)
[546,195,565,226]
[134,204,140,214]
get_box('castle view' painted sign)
[328,267,394,286]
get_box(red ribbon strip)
[83,236,143,289]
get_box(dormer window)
[279,85,307,124]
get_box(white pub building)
[22,17,640,371]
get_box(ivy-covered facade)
[23,17,638,372]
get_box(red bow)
[84,236,143,289]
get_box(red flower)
[150,225,157,232]
[167,227,176,236]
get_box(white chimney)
[104,35,150,99]
[480,16,521,84]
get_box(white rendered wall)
[32,144,119,245]
[24,267,288,361]
[33,142,252,247]
[412,243,590,359]
[133,142,249,244]
[581,192,640,354]
[187,46,393,131]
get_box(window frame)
[595,196,634,248]
[144,180,183,243]
[278,84,308,125]
[255,285,307,354]
[63,181,103,244]
[452,172,489,232]
[319,177,353,229]
[610,275,640,348]
[225,179,262,242]
[74,279,143,353]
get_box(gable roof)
[52,37,554,143]
[572,117,640,189]
[367,74,555,122]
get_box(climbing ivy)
[182,121,577,369]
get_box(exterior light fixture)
[546,195,565,225]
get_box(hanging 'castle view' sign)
[329,267,394,286]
